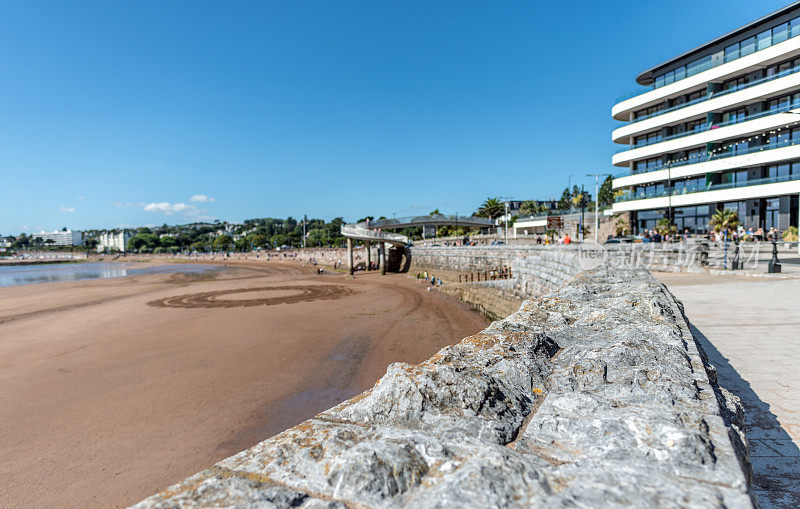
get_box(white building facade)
[32,230,84,246]
[98,231,132,252]
[612,3,800,235]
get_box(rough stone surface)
[134,254,754,508]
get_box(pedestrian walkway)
[655,273,800,508]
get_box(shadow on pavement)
[690,324,800,508]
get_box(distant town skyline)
[1,0,788,235]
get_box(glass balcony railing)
[615,172,800,203]
[627,63,800,124]
[614,135,800,181]
[615,100,800,154]
[613,21,800,106]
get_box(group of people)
[640,226,784,243]
[416,271,443,291]
[533,233,571,245]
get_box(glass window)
[675,66,686,80]
[725,43,739,62]
[757,29,772,50]
[687,56,710,76]
[655,74,665,88]
[735,170,748,183]
[664,70,675,85]
[741,36,756,56]
[792,162,800,174]
[791,16,800,37]
[774,22,790,44]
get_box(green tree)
[127,233,160,252]
[599,176,614,208]
[213,234,233,251]
[709,208,741,232]
[159,236,176,249]
[556,188,571,210]
[519,201,550,217]
[250,234,268,248]
[475,198,504,220]
[84,238,99,252]
[614,214,631,236]
[656,217,677,236]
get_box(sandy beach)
[0,260,487,508]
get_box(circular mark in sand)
[148,284,354,309]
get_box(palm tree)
[475,197,504,220]
[709,208,741,232]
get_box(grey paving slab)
[655,272,800,509]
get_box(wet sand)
[0,261,487,508]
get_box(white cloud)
[60,206,75,212]
[190,194,214,203]
[13,189,20,194]
[143,202,192,214]
[77,196,85,200]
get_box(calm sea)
[0,262,218,288]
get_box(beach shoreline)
[0,258,487,508]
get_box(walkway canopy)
[360,214,494,230]
[340,225,409,246]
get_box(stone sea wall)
[436,280,523,322]
[135,247,754,508]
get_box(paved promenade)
[655,272,800,508]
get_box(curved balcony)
[612,173,800,213]
[612,65,800,143]
[612,135,800,189]
[612,32,800,121]
[612,108,800,166]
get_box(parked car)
[604,236,635,244]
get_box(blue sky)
[0,0,790,234]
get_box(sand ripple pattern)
[148,284,354,309]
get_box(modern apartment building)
[611,2,800,235]
[98,230,132,252]
[31,229,84,246]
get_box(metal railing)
[362,214,494,229]
[616,135,800,181]
[617,102,800,154]
[340,225,409,245]
[457,267,513,283]
[615,172,800,203]
[515,208,611,223]
[627,63,800,124]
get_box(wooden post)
[366,241,371,270]
[380,243,386,275]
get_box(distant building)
[612,3,800,234]
[98,231,132,252]
[32,230,84,246]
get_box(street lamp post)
[586,173,612,244]
[504,201,509,244]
